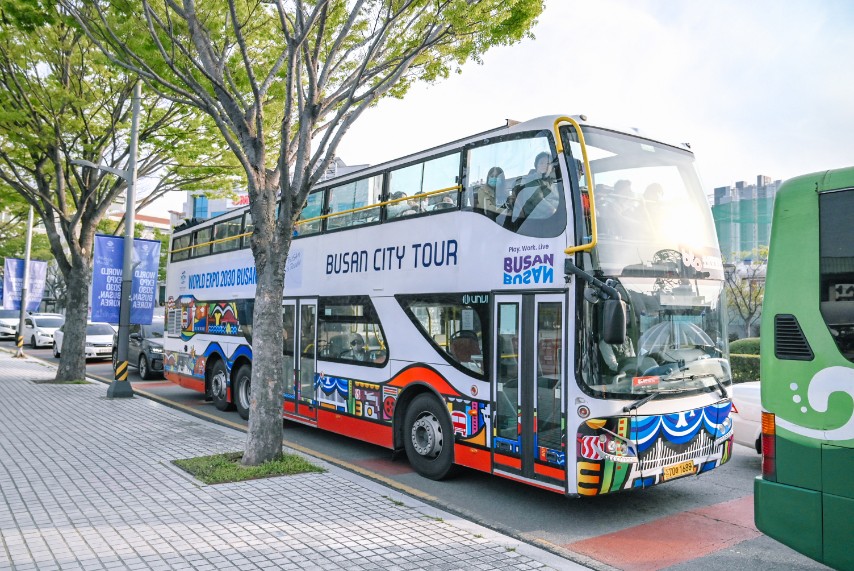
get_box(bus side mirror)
[602,299,627,345]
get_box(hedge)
[730,353,760,383]
[729,337,760,355]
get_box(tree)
[69,0,544,464]
[724,248,768,339]
[0,2,236,381]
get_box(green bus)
[755,167,854,570]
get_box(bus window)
[398,293,490,377]
[296,191,324,236]
[327,175,383,230]
[316,297,387,366]
[171,234,191,262]
[241,212,253,249]
[212,217,242,253]
[388,153,460,217]
[465,132,566,238]
[193,227,212,257]
[819,188,854,361]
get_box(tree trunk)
[55,262,92,382]
[242,237,288,464]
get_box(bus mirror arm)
[564,260,626,345]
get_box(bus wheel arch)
[232,358,252,421]
[206,355,233,412]
[398,387,457,480]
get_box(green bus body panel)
[822,444,854,500]
[777,434,822,491]
[824,493,854,571]
[754,478,823,563]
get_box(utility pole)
[72,80,141,398]
[13,206,34,358]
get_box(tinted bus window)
[327,175,383,230]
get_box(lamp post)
[72,80,140,398]
[13,206,34,358]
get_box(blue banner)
[91,234,161,325]
[3,258,47,311]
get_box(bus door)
[492,293,567,491]
[282,299,318,422]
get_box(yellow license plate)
[662,460,696,481]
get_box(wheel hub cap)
[411,413,443,458]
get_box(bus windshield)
[569,128,730,399]
[571,128,723,281]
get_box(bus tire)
[403,393,457,480]
[210,360,233,412]
[234,364,251,421]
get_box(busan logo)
[105,239,117,254]
[502,253,555,285]
[179,270,187,291]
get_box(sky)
[334,0,854,191]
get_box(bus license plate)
[662,460,695,481]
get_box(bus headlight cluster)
[598,434,629,456]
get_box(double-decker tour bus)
[163,115,733,495]
[754,167,854,569]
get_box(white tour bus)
[164,114,733,496]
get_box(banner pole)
[14,206,34,359]
[107,80,140,399]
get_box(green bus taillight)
[761,411,776,481]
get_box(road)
[8,339,833,571]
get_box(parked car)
[23,313,65,348]
[112,317,165,380]
[53,322,116,360]
[0,309,20,340]
[731,381,762,453]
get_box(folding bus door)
[492,293,567,492]
[282,299,318,423]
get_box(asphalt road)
[7,339,833,571]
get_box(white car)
[731,381,762,453]
[53,322,116,360]
[0,309,21,339]
[23,313,65,348]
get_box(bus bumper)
[754,477,822,563]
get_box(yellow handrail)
[296,184,461,226]
[553,116,597,255]
[170,184,463,254]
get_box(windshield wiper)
[622,389,682,413]
[665,371,728,399]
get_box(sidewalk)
[0,350,587,571]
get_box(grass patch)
[173,451,324,484]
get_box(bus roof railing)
[170,184,463,255]
[554,116,597,256]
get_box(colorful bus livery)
[754,167,854,569]
[164,114,734,496]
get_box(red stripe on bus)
[164,371,205,393]
[494,453,522,470]
[387,366,463,397]
[534,462,566,480]
[565,495,760,570]
[454,443,491,471]
[282,399,296,414]
[317,409,393,448]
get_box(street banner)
[91,234,161,325]
[2,257,47,311]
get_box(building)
[711,174,780,262]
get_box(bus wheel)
[234,364,251,421]
[403,393,457,480]
[210,361,233,411]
